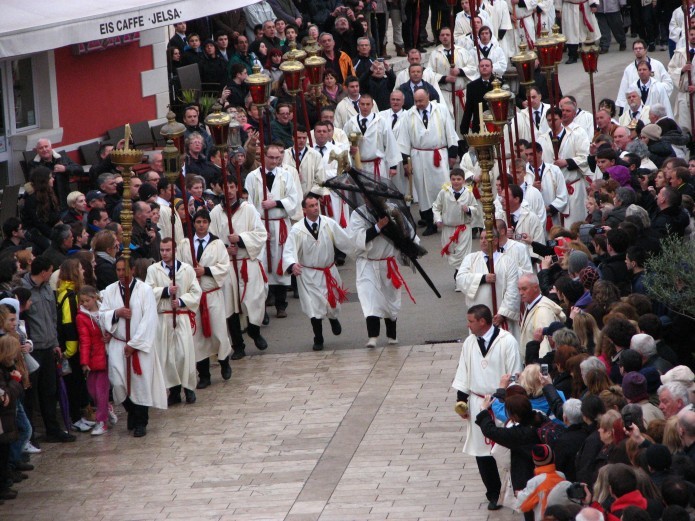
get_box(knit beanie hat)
[532,444,554,466]
[568,250,589,275]
[621,371,649,403]
[579,266,600,291]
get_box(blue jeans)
[9,401,31,464]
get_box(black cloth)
[398,80,440,110]
[94,255,117,291]
[517,68,562,107]
[185,154,219,187]
[328,18,365,57]
[575,426,604,486]
[181,49,204,67]
[42,246,67,272]
[476,455,502,501]
[225,80,250,110]
[199,54,228,91]
[167,33,187,52]
[651,205,690,239]
[461,77,495,134]
[306,0,342,30]
[552,423,589,482]
[21,192,61,241]
[599,253,631,296]
[123,397,149,428]
[29,153,83,210]
[359,69,396,111]
[647,139,676,168]
[30,348,63,436]
[130,221,161,262]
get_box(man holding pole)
[668,27,695,136]
[523,141,569,229]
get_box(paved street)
[2,37,672,520]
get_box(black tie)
[311,222,318,237]
[360,117,368,134]
[534,110,541,128]
[631,111,638,120]
[266,170,275,190]
[422,109,428,128]
[482,46,489,56]
[196,238,204,262]
[167,264,175,280]
[511,214,518,228]
[641,85,648,104]
[498,246,504,253]
[317,145,325,156]
[352,100,359,111]
[477,336,487,356]
[454,191,461,200]
[392,113,398,129]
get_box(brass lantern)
[535,29,557,72]
[551,25,567,65]
[205,103,232,148]
[579,38,600,74]
[279,59,305,94]
[304,54,326,88]
[484,79,512,127]
[503,66,520,96]
[162,139,181,186]
[228,111,242,150]
[511,40,538,87]
[283,41,307,63]
[160,107,186,154]
[246,64,272,107]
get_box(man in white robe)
[618,88,652,126]
[468,26,508,78]
[312,122,352,228]
[452,304,522,510]
[379,91,410,196]
[210,177,269,359]
[518,272,566,362]
[343,94,402,182]
[158,202,185,242]
[496,220,533,277]
[245,143,300,319]
[399,90,460,236]
[100,257,167,437]
[145,239,201,404]
[456,230,521,338]
[454,0,493,41]
[349,202,418,347]
[509,0,555,52]
[497,182,545,262]
[668,29,695,131]
[283,194,355,351]
[523,140,569,229]
[432,168,479,273]
[633,61,675,119]
[536,105,590,228]
[616,42,673,111]
[560,0,601,64]
[334,76,378,129]
[179,208,233,387]
[282,127,325,196]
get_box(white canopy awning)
[0,0,257,59]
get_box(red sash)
[112,333,142,395]
[198,287,221,338]
[371,256,416,304]
[262,216,289,276]
[440,224,467,256]
[413,146,446,168]
[362,157,382,179]
[305,262,349,308]
[162,309,197,334]
[578,1,595,32]
[237,258,268,304]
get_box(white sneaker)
[23,441,41,454]
[387,338,399,345]
[91,422,108,436]
[108,405,118,426]
[72,419,92,432]
[366,337,378,348]
[80,417,96,427]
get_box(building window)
[11,58,37,130]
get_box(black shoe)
[417,219,427,226]
[599,48,608,54]
[220,358,232,380]
[335,257,345,266]
[167,393,182,406]
[133,425,147,438]
[44,431,76,443]
[196,377,211,389]
[647,43,655,52]
[312,341,324,351]
[619,43,626,51]
[127,414,134,431]
[329,319,342,336]
[13,462,33,472]
[262,312,270,325]
[487,499,502,511]
[231,351,246,360]
[0,489,18,500]
[253,334,268,350]
[565,56,577,64]
[422,225,437,236]
[293,291,300,299]
[10,471,27,483]
[184,389,196,404]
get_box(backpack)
[537,417,566,446]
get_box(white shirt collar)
[480,324,495,344]
[527,293,543,310]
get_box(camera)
[622,411,634,430]
[541,364,549,376]
[593,226,605,235]
[509,374,518,383]
[551,255,559,263]
[546,240,558,248]
[145,218,153,231]
[567,483,587,501]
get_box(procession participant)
[498,183,545,262]
[398,88,460,236]
[495,219,533,276]
[397,63,442,110]
[334,76,377,129]
[312,121,351,227]
[560,96,595,144]
[667,27,695,131]
[616,39,673,112]
[524,140,569,229]
[283,194,355,351]
[100,257,167,437]
[245,143,300,319]
[517,272,566,362]
[504,167,547,226]
[633,61,674,118]
[282,126,325,196]
[179,209,233,387]
[510,0,555,51]
[393,49,445,99]
[478,0,514,55]
[452,304,522,511]
[456,229,521,336]
[560,0,601,65]
[467,26,507,78]
[432,168,479,277]
[460,59,495,134]
[618,86,652,126]
[343,94,401,181]
[210,177,269,360]
[349,198,418,348]
[379,91,409,195]
[311,107,350,146]
[453,0,493,41]
[536,105,591,228]
[519,87,551,136]
[428,27,476,133]
[145,239,201,405]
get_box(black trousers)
[270,284,288,311]
[311,318,324,343]
[476,455,501,501]
[31,349,62,435]
[227,313,245,353]
[63,355,89,423]
[123,397,148,428]
[597,12,626,49]
[366,316,397,338]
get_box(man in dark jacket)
[359,60,396,111]
[199,40,227,91]
[30,139,83,211]
[460,59,495,134]
[599,229,632,296]
[398,64,440,110]
[604,187,636,229]
[42,224,72,271]
[550,397,589,482]
[131,201,161,261]
[211,10,247,40]
[651,186,689,238]
[267,0,303,26]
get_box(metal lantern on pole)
[162,138,182,329]
[304,54,326,109]
[245,64,273,269]
[279,59,306,174]
[579,38,600,133]
[536,29,560,159]
[511,40,540,177]
[502,68,520,183]
[551,24,566,109]
[485,82,513,225]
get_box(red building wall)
[54,41,156,160]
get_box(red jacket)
[77,310,107,371]
[591,490,649,521]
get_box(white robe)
[209,202,269,327]
[500,239,533,277]
[343,112,402,180]
[245,166,300,285]
[349,205,417,319]
[454,10,493,41]
[536,123,590,227]
[519,102,552,137]
[468,41,508,78]
[397,102,459,211]
[497,205,546,260]
[452,328,522,456]
[179,236,233,362]
[558,0,601,45]
[432,186,479,269]
[668,49,695,130]
[311,126,349,146]
[574,109,596,143]
[283,217,355,319]
[379,109,409,196]
[428,45,477,131]
[511,0,555,50]
[283,146,325,196]
[456,251,521,338]
[145,262,201,391]
[100,280,167,409]
[524,162,569,225]
[316,140,353,225]
[158,205,185,243]
[616,58,673,109]
[519,182,548,225]
[393,67,445,101]
[334,96,378,129]
[617,103,651,127]
[518,296,566,359]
